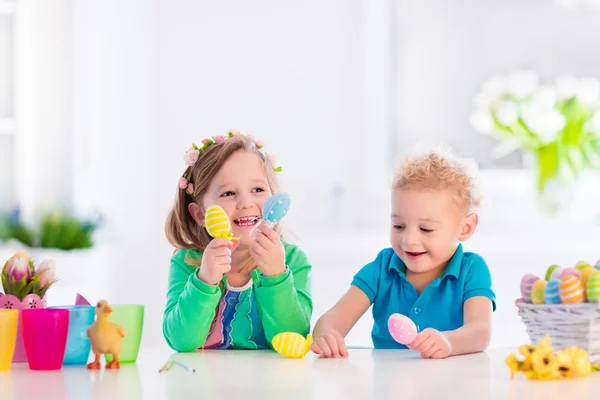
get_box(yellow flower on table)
[555,347,592,379]
[530,348,558,380]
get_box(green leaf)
[273,166,282,172]
[1,273,8,294]
[535,143,560,192]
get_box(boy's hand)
[197,238,235,285]
[250,223,286,277]
[407,328,451,359]
[311,330,349,358]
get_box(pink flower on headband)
[179,177,188,189]
[255,140,264,149]
[229,130,240,136]
[201,139,209,144]
[184,147,200,166]
[186,183,194,195]
[214,135,225,144]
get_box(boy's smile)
[390,187,476,275]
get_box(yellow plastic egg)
[272,332,312,358]
[531,280,547,304]
[579,267,596,289]
[559,275,584,304]
[205,205,238,239]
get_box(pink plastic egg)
[388,313,417,345]
[561,267,581,279]
[520,274,540,302]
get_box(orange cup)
[0,309,19,370]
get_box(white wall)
[14,0,73,223]
[153,0,374,233]
[393,0,600,168]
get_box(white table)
[2,348,600,399]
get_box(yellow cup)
[0,309,19,370]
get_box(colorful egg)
[559,275,585,304]
[544,279,561,304]
[576,261,592,271]
[204,204,238,239]
[520,274,540,302]
[579,267,596,289]
[388,313,418,345]
[561,267,581,279]
[531,280,547,304]
[272,332,312,358]
[550,267,564,281]
[545,264,560,281]
[586,272,600,303]
[262,193,291,223]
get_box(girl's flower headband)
[179,130,282,197]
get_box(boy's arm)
[254,245,313,343]
[444,296,493,356]
[313,286,371,339]
[311,286,371,357]
[162,251,221,352]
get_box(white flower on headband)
[183,146,200,167]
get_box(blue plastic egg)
[262,193,291,223]
[544,278,561,304]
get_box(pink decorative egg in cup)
[388,313,418,345]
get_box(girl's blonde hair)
[392,145,483,213]
[165,135,280,256]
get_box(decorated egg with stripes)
[576,261,592,271]
[520,274,540,302]
[204,204,238,239]
[545,264,560,281]
[544,279,561,304]
[561,267,580,279]
[586,272,600,303]
[559,275,584,304]
[531,280,547,304]
[272,332,312,358]
[550,267,563,281]
[579,267,596,289]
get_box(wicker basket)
[516,299,600,363]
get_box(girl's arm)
[444,296,493,356]
[162,251,221,352]
[254,245,313,342]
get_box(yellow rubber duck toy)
[86,300,126,369]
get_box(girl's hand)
[250,223,286,277]
[197,238,235,285]
[311,330,349,358]
[407,328,451,359]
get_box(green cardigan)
[162,243,312,352]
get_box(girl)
[312,147,496,358]
[163,131,312,352]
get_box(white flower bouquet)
[470,71,600,213]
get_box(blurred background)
[1,0,600,351]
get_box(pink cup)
[21,309,69,370]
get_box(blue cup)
[50,305,95,365]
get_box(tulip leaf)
[1,273,8,293]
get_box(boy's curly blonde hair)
[392,146,483,213]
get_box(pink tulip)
[5,252,31,282]
[36,260,56,289]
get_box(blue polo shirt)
[352,244,496,349]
